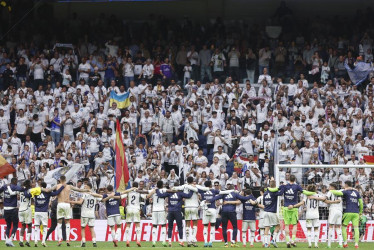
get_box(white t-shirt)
[214,153,230,167]
[33,64,44,79]
[0,116,9,133]
[15,116,29,134]
[63,118,74,135]
[31,120,44,133]
[124,63,135,77]
[79,63,91,78]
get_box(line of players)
[0,174,363,248]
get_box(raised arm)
[180,190,194,199]
[70,185,90,193]
[7,186,17,195]
[51,185,65,196]
[219,190,234,195]
[102,194,121,202]
[208,194,224,203]
[291,200,304,209]
[302,190,317,196]
[185,184,198,192]
[324,199,341,204]
[146,189,156,199]
[196,185,210,192]
[171,185,184,191]
[223,200,241,205]
[308,195,327,201]
[90,192,103,199]
[10,184,25,192]
[120,187,136,195]
[156,189,170,198]
[330,190,343,196]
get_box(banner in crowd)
[109,90,131,109]
[1,219,374,242]
[44,164,82,185]
[344,60,374,85]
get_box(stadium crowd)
[1,11,374,225]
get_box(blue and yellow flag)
[110,90,131,109]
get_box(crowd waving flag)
[44,164,82,185]
[115,119,130,192]
[0,155,15,178]
[109,90,131,109]
[344,60,374,86]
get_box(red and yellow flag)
[115,119,130,192]
[0,154,15,178]
[363,155,374,165]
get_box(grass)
[2,241,373,249]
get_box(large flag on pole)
[115,119,129,192]
[0,155,15,178]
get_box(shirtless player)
[56,176,90,246]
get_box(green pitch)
[2,241,373,249]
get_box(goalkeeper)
[330,181,363,249]
[268,175,315,248]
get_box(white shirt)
[33,64,44,79]
[326,191,343,212]
[124,191,146,211]
[303,194,320,219]
[256,105,267,123]
[81,194,101,218]
[257,74,272,85]
[239,135,254,154]
[79,63,91,78]
[214,152,230,167]
[123,63,135,77]
[15,116,29,134]
[142,64,154,77]
[31,120,44,133]
[152,188,166,212]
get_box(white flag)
[44,165,82,185]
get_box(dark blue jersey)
[241,194,257,220]
[341,189,361,213]
[103,192,121,217]
[199,188,219,209]
[156,189,193,212]
[0,184,24,208]
[211,191,250,212]
[281,183,302,207]
[34,186,65,212]
[264,189,283,213]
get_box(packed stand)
[0,12,374,220]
